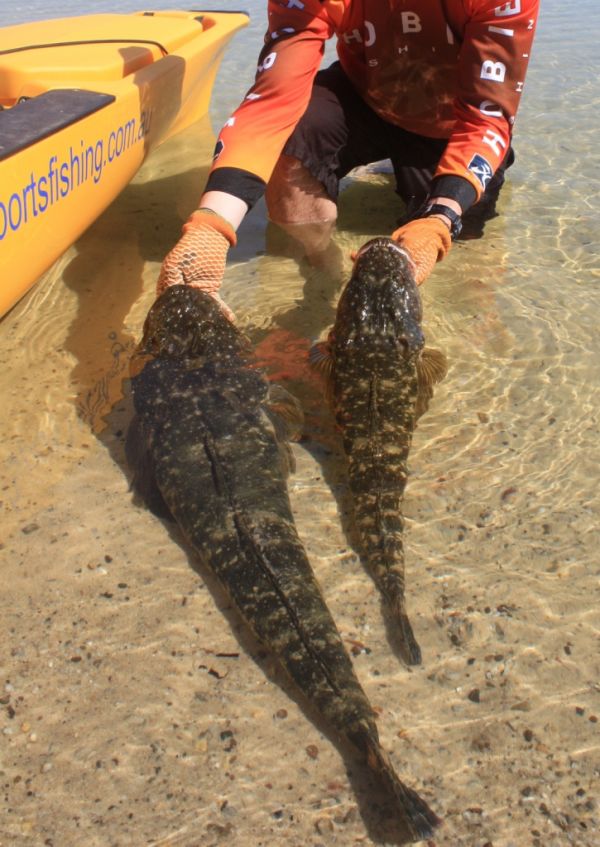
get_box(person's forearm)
[199,191,248,231]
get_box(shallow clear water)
[1,2,599,846]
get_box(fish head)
[138,285,245,361]
[333,237,424,359]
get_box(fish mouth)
[354,238,418,278]
[337,238,423,355]
[139,285,242,360]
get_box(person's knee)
[265,155,337,226]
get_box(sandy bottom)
[2,116,599,847]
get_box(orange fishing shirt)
[207,0,539,208]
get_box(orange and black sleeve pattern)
[432,0,539,207]
[205,0,339,208]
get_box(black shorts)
[282,62,514,228]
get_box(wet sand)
[2,2,600,844]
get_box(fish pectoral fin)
[280,440,297,476]
[415,348,448,421]
[309,340,334,379]
[419,347,448,385]
[309,339,336,405]
[265,383,304,443]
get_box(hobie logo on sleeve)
[468,154,493,190]
[213,139,224,161]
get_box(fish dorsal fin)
[415,347,448,421]
[266,383,304,443]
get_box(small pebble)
[306,744,319,760]
[275,709,288,719]
[521,786,533,797]
[315,816,334,835]
[468,688,481,703]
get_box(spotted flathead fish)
[312,238,447,665]
[126,285,441,841]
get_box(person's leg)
[265,62,391,260]
[265,155,337,258]
[389,130,447,221]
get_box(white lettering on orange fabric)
[481,60,507,83]
[482,128,507,156]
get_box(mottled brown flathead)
[126,285,441,841]
[312,238,447,666]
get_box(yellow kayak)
[0,9,249,318]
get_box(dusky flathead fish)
[312,238,447,666]
[126,285,441,842]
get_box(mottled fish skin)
[324,238,447,666]
[127,285,441,842]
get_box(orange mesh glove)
[157,209,237,320]
[391,217,452,285]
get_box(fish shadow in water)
[99,381,430,846]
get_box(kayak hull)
[0,9,249,318]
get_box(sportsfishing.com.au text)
[0,109,152,241]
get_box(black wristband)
[419,203,463,240]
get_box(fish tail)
[377,566,422,666]
[354,491,422,665]
[350,726,442,842]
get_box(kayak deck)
[0,11,247,106]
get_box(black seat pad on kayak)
[0,89,115,161]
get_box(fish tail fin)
[355,494,422,665]
[380,570,422,666]
[352,728,442,842]
[350,726,442,842]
